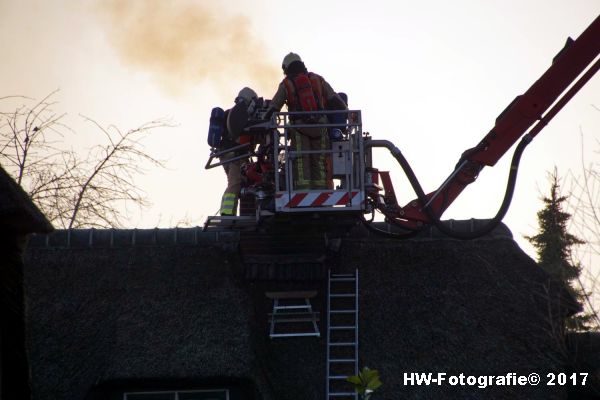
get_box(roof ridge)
[26,219,513,249]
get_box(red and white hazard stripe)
[276,190,361,209]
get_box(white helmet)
[236,87,258,104]
[282,52,302,72]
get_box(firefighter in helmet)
[268,52,347,190]
[218,87,259,216]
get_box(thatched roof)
[24,224,588,399]
[0,165,53,234]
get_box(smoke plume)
[97,0,280,97]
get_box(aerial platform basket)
[270,110,366,214]
[203,109,371,237]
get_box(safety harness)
[283,72,327,113]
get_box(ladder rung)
[329,375,351,380]
[330,277,356,282]
[331,309,356,314]
[329,342,356,346]
[269,311,320,316]
[270,332,320,338]
[273,305,312,310]
[330,358,356,363]
[330,326,356,330]
[269,317,320,323]
[330,294,356,298]
[329,392,356,396]
[330,273,355,277]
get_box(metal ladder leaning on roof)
[326,269,359,399]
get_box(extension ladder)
[326,269,359,399]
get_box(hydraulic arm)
[370,14,600,234]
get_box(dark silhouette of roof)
[24,224,583,399]
[0,166,53,233]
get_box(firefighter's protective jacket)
[270,72,340,112]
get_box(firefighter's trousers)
[290,126,329,190]
[219,154,244,216]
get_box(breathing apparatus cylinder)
[207,107,225,148]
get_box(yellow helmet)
[282,52,302,72]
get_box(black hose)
[359,212,422,239]
[372,134,532,239]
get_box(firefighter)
[218,87,258,216]
[268,52,347,190]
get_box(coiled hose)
[366,134,533,239]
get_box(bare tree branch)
[1,91,172,229]
[64,116,170,228]
[560,109,600,329]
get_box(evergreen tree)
[525,169,592,331]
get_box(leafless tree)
[562,110,600,328]
[1,91,77,224]
[0,91,171,228]
[64,117,168,228]
[567,136,600,259]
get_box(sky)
[1,0,600,262]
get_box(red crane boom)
[392,14,600,227]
